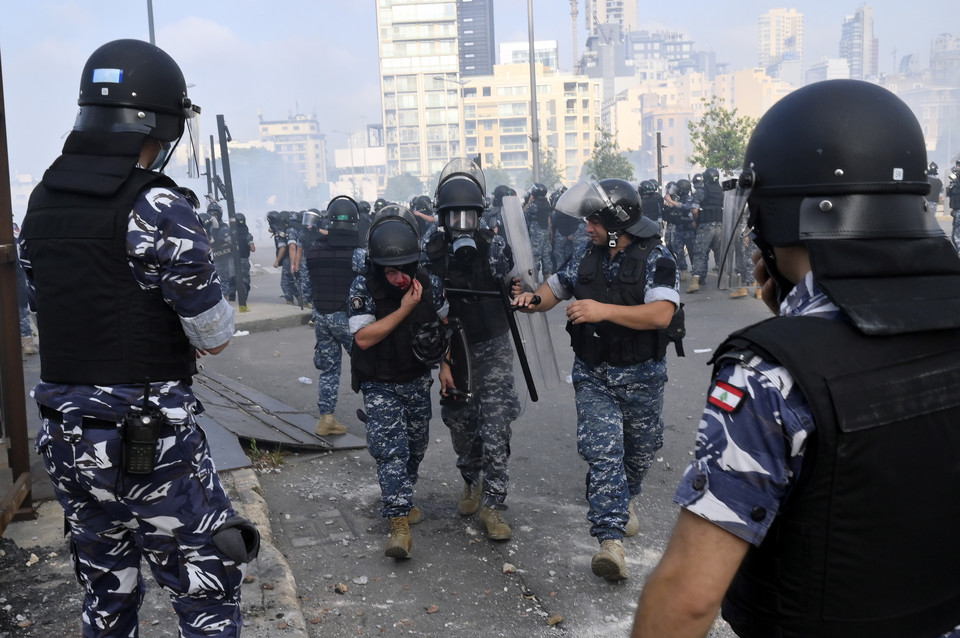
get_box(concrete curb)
[224,468,308,637]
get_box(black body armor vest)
[350,270,438,385]
[426,231,508,344]
[306,240,355,313]
[696,184,724,223]
[238,224,251,258]
[22,162,196,385]
[528,197,552,228]
[715,316,960,638]
[568,238,670,367]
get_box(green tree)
[687,96,757,174]
[584,126,634,181]
[518,147,565,192]
[384,172,424,204]
[482,162,514,191]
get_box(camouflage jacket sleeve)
[129,186,234,350]
[673,354,815,546]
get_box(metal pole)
[146,0,156,45]
[217,115,248,310]
[527,0,541,183]
[656,131,663,187]
[0,45,33,530]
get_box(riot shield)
[500,195,561,391]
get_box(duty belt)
[40,404,118,429]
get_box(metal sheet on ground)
[196,371,366,451]
[195,414,251,471]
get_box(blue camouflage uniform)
[674,272,960,638]
[273,230,296,303]
[281,224,300,303]
[436,233,520,511]
[348,273,449,519]
[211,224,236,300]
[526,199,555,278]
[665,197,696,273]
[690,188,723,282]
[732,217,756,288]
[237,223,254,299]
[19,186,243,638]
[549,239,679,541]
[310,246,367,416]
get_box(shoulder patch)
[350,296,365,311]
[708,380,745,413]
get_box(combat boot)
[315,414,347,436]
[479,506,512,540]
[458,481,481,516]
[624,499,639,537]
[680,270,691,283]
[21,336,37,355]
[408,505,423,525]
[729,287,748,299]
[686,277,700,293]
[755,287,763,299]
[591,539,628,581]
[385,516,412,559]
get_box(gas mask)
[445,209,479,260]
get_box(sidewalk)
[0,267,312,636]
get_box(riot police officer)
[663,179,696,283]
[18,39,256,636]
[949,161,960,252]
[208,201,237,300]
[305,196,363,436]
[687,167,725,293]
[633,80,960,638]
[425,159,520,541]
[514,179,680,582]
[348,207,451,560]
[524,182,554,278]
[235,212,255,301]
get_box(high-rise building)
[585,0,638,37]
[839,5,878,80]
[758,8,804,76]
[258,113,328,188]
[458,0,495,76]
[499,41,560,70]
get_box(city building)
[758,8,803,84]
[458,0,495,76]
[805,57,851,84]
[839,4,878,81]
[257,113,329,188]
[584,0,637,37]
[499,40,560,70]
[461,63,601,183]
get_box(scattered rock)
[353,575,368,585]
[547,614,563,626]
[334,583,349,594]
[502,563,516,574]
[25,554,39,567]
[425,605,439,614]
[261,582,274,590]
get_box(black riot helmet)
[691,173,704,189]
[556,178,657,247]
[236,212,246,226]
[736,79,936,249]
[675,179,692,198]
[74,39,200,144]
[411,321,451,366]
[638,180,658,196]
[530,183,548,199]
[366,205,421,266]
[703,168,720,184]
[207,202,223,221]
[492,184,513,207]
[326,196,361,247]
[435,158,486,259]
[374,197,388,213]
[927,161,939,177]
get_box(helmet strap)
[607,229,620,248]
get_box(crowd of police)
[14,35,960,638]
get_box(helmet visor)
[446,209,478,231]
[302,209,321,229]
[555,181,630,227]
[437,158,486,197]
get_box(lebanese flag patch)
[708,380,745,413]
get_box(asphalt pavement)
[2,261,769,637]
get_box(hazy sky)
[1,1,955,180]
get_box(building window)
[482,87,491,97]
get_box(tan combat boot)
[591,539,628,581]
[385,516,412,559]
[624,499,639,537]
[458,481,481,516]
[408,505,423,525]
[729,287,748,298]
[315,414,347,436]
[479,506,512,540]
[21,336,38,355]
[686,277,700,293]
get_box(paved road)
[202,270,771,637]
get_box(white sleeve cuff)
[181,298,234,350]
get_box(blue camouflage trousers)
[362,374,433,519]
[553,231,576,272]
[441,333,520,510]
[238,257,251,298]
[36,414,244,637]
[733,232,756,286]
[299,259,312,306]
[691,221,723,281]
[528,224,554,278]
[666,224,696,272]
[313,310,353,414]
[279,255,298,302]
[573,357,666,542]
